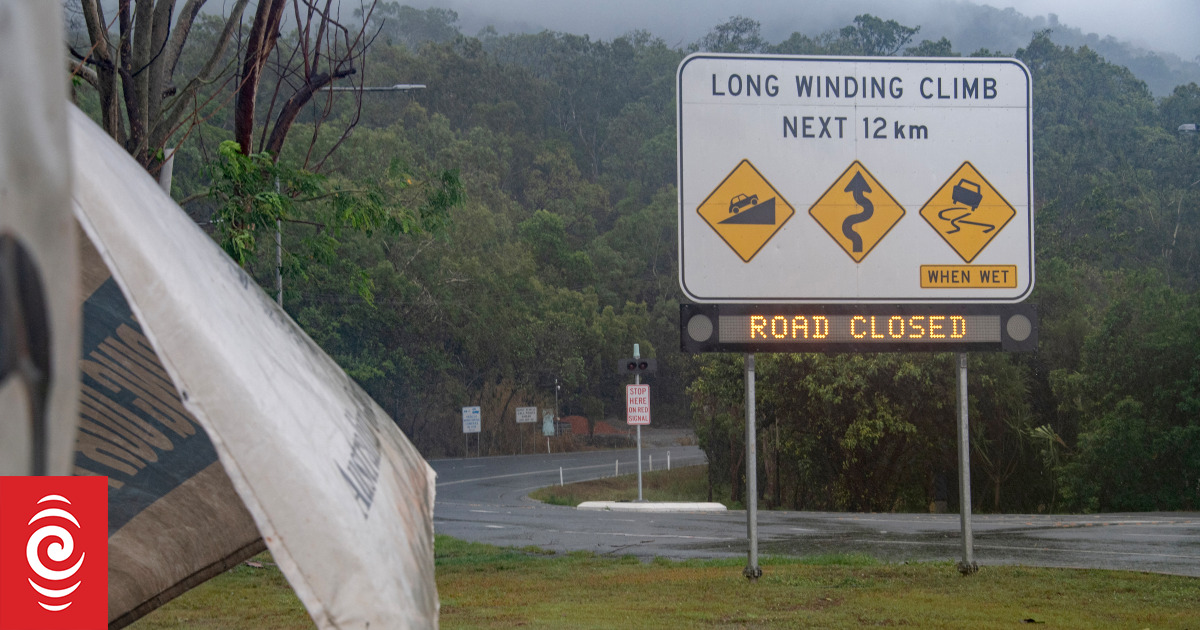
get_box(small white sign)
[626,384,651,426]
[542,410,556,437]
[516,406,537,423]
[462,406,481,434]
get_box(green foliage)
[1051,273,1200,511]
[364,3,461,50]
[206,138,461,303]
[206,141,295,267]
[151,8,1200,510]
[769,14,922,56]
[693,16,768,53]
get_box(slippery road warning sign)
[919,161,1017,263]
[696,159,795,262]
[677,54,1033,303]
[808,161,905,263]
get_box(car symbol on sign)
[728,193,759,214]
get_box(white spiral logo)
[26,494,86,612]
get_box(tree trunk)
[235,0,287,154]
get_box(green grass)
[127,553,315,629]
[435,537,1200,629]
[130,536,1200,629]
[529,464,728,507]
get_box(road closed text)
[719,313,1004,344]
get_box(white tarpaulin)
[69,105,438,629]
[0,0,79,477]
[75,232,265,628]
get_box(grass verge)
[529,464,728,507]
[131,536,1200,630]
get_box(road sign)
[808,161,905,262]
[626,384,651,425]
[677,55,1033,303]
[919,161,1016,264]
[696,159,796,262]
[516,406,537,423]
[542,411,555,437]
[462,406,481,434]
[680,303,1037,353]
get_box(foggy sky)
[402,0,1200,62]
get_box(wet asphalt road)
[431,447,1200,576]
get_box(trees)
[70,0,251,170]
[1052,275,1200,511]
[363,3,460,50]
[69,6,1200,507]
[69,0,382,172]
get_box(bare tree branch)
[163,0,206,78]
[153,0,252,150]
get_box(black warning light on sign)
[617,358,657,375]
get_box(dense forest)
[67,3,1200,514]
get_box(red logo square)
[0,477,108,630]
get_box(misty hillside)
[438,1,1200,96]
[891,3,1200,97]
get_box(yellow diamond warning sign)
[919,162,1016,263]
[808,161,905,263]
[697,159,795,263]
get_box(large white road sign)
[677,54,1033,303]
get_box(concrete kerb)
[577,501,727,513]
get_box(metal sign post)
[634,345,644,502]
[636,371,643,502]
[956,353,978,574]
[744,354,761,581]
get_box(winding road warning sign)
[809,161,905,263]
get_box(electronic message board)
[680,303,1037,353]
[677,54,1033,303]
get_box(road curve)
[431,448,1200,576]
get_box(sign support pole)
[744,353,761,581]
[635,345,644,502]
[956,353,978,575]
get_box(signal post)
[619,347,655,501]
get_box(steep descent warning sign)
[919,161,1016,263]
[696,159,795,262]
[808,161,905,263]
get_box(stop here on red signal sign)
[626,384,651,425]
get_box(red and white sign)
[0,476,108,630]
[626,384,651,426]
